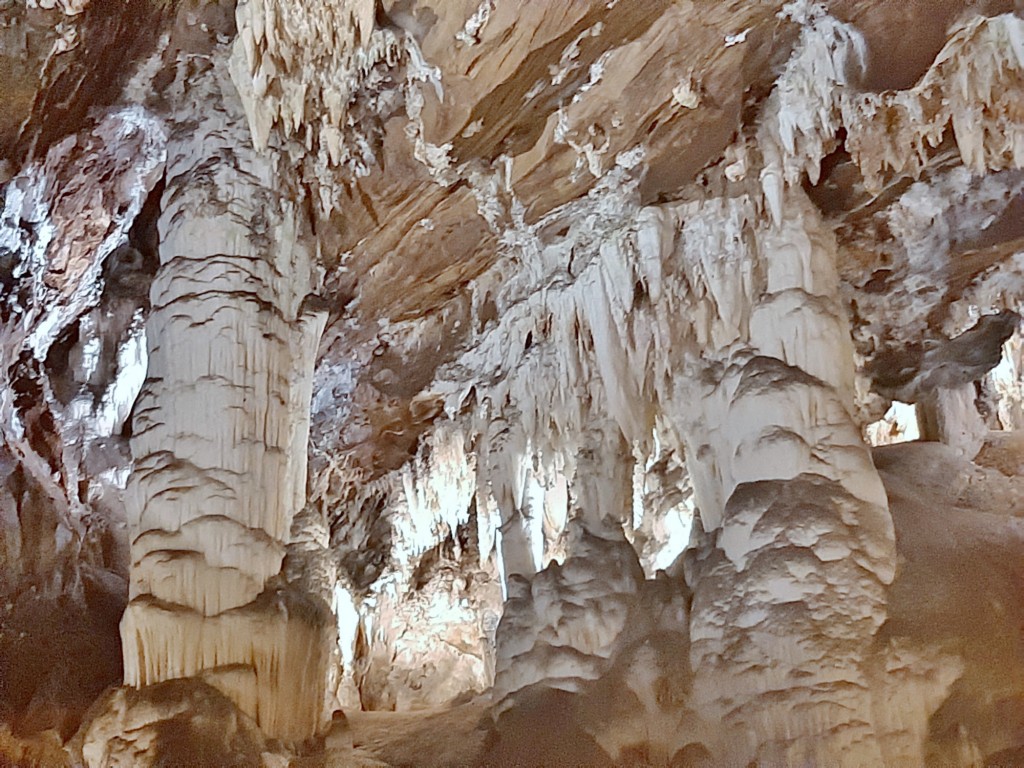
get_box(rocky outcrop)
[74,679,274,768]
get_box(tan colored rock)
[75,679,267,768]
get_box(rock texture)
[73,680,270,768]
[5,1,1024,766]
[119,54,333,741]
[675,188,897,766]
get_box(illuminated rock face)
[673,191,896,766]
[118,60,332,742]
[8,2,1024,766]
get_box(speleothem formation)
[3,1,1024,766]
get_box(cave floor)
[346,699,490,768]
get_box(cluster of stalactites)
[356,419,569,588]
[411,7,1024,517]
[231,0,377,149]
[759,8,1024,222]
[230,0,447,186]
[426,186,673,483]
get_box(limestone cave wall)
[3,1,1024,766]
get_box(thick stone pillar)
[119,59,331,741]
[675,190,897,766]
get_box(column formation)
[119,61,332,741]
[674,190,897,766]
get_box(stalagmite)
[119,58,332,741]
[492,424,642,711]
[674,189,897,766]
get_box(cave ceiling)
[4,1,1024,489]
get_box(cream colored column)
[674,189,897,766]
[120,59,331,741]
